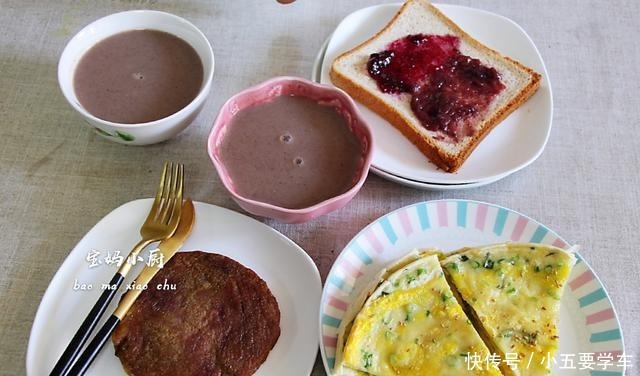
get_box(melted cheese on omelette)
[442,243,576,376]
[341,255,501,376]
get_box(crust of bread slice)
[330,0,541,172]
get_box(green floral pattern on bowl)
[93,127,135,142]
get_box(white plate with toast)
[27,199,321,376]
[319,3,553,185]
[369,164,509,190]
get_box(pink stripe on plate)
[552,238,566,248]
[365,230,384,253]
[323,335,338,348]
[398,209,413,236]
[328,296,349,311]
[510,216,528,241]
[341,258,363,278]
[437,201,448,227]
[595,350,623,360]
[569,270,594,291]
[586,308,615,325]
[475,204,488,231]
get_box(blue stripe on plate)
[493,208,508,235]
[590,371,622,376]
[529,225,549,243]
[579,288,607,307]
[328,274,344,290]
[380,216,398,244]
[350,243,373,265]
[322,314,341,328]
[590,329,622,342]
[457,201,467,227]
[417,203,430,230]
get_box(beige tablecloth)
[1,0,638,375]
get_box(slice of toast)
[330,0,541,172]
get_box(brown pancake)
[112,251,280,376]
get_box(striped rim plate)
[319,200,626,375]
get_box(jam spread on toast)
[367,34,504,141]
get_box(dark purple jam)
[367,34,459,94]
[367,34,505,141]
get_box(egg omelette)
[333,243,576,376]
[442,243,576,376]
[335,253,502,376]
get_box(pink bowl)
[207,76,374,223]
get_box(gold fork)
[50,162,184,376]
[118,162,184,277]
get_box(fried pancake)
[112,251,280,376]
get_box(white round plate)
[28,199,321,376]
[312,34,332,83]
[370,165,509,190]
[320,200,625,376]
[320,4,553,185]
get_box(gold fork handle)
[67,314,121,376]
[116,238,153,278]
[49,273,124,376]
[49,238,154,376]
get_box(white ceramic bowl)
[58,10,214,145]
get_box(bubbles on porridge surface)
[132,72,144,80]
[279,133,293,144]
[293,157,304,166]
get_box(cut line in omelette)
[335,253,502,376]
[442,243,576,376]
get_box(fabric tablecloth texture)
[1,0,638,375]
